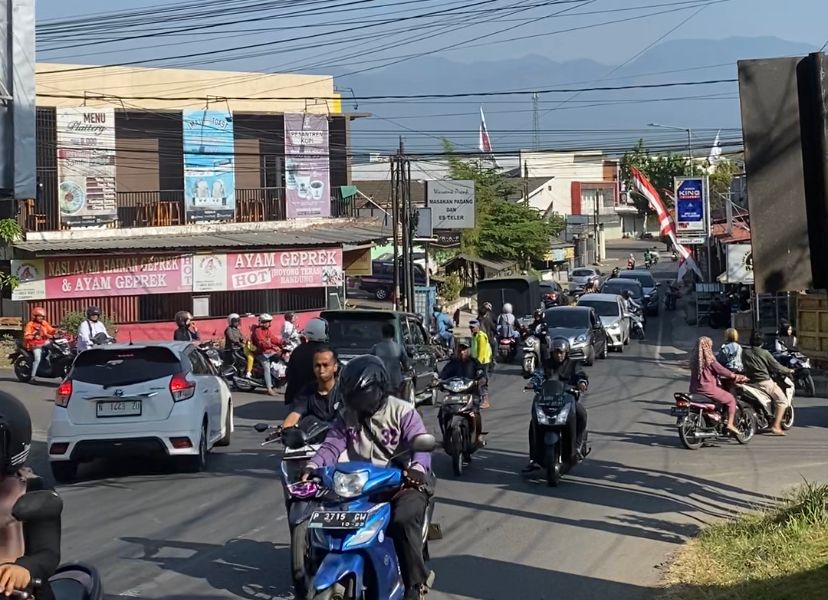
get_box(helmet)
[339,355,389,421]
[621,290,631,299]
[482,302,493,311]
[227,313,240,325]
[303,317,329,342]
[259,313,273,324]
[550,336,570,355]
[503,303,513,314]
[86,306,101,319]
[285,312,295,321]
[31,307,46,318]
[433,304,444,314]
[533,308,544,319]
[0,392,32,475]
[174,311,192,326]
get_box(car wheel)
[623,333,630,346]
[179,421,208,473]
[216,401,233,447]
[583,345,595,367]
[375,287,389,301]
[51,461,78,484]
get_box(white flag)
[708,130,722,165]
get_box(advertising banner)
[674,176,708,233]
[56,108,118,227]
[192,254,229,292]
[10,259,46,301]
[183,110,236,223]
[425,180,475,229]
[284,113,331,218]
[726,243,754,284]
[227,249,343,291]
[43,255,192,299]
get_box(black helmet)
[434,304,444,313]
[174,311,192,326]
[0,392,32,475]
[338,355,390,422]
[550,336,570,355]
[86,306,101,319]
[533,308,544,319]
[621,290,631,299]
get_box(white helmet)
[302,317,329,342]
[502,303,513,314]
[259,313,273,323]
[228,313,240,324]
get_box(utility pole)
[523,160,529,206]
[391,145,402,310]
[532,92,540,150]
[593,192,600,264]
[404,154,416,312]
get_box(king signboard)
[674,176,708,234]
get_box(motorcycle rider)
[742,330,795,436]
[251,313,284,396]
[75,306,109,353]
[689,336,748,437]
[371,323,411,398]
[302,356,435,600]
[172,311,200,342]
[223,313,245,364]
[523,337,588,473]
[0,391,60,600]
[282,345,340,429]
[22,308,56,384]
[627,253,636,269]
[610,266,620,279]
[497,303,518,341]
[717,328,743,373]
[285,317,329,406]
[469,321,492,409]
[775,321,798,352]
[440,339,487,450]
[281,312,301,351]
[432,305,454,350]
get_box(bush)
[441,273,463,302]
[60,311,116,336]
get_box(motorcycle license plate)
[670,407,688,417]
[309,510,369,530]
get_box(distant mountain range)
[335,36,814,155]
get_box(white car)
[577,293,631,351]
[47,341,233,482]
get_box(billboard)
[56,108,118,227]
[285,113,331,218]
[674,176,708,233]
[426,180,475,229]
[182,110,236,223]
[726,243,754,284]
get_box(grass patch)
[660,483,828,600]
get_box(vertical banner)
[56,107,118,227]
[674,176,708,233]
[182,110,236,223]
[284,113,331,218]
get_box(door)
[405,317,432,394]
[187,349,221,441]
[589,310,606,354]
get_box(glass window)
[577,300,621,317]
[71,347,182,386]
[545,309,591,329]
[188,349,211,375]
[407,318,425,345]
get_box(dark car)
[617,269,661,315]
[539,281,563,304]
[600,278,646,312]
[544,306,608,366]
[356,260,428,301]
[321,309,438,405]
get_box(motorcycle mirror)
[253,423,269,433]
[12,490,63,522]
[410,434,437,453]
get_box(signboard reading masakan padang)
[426,180,475,229]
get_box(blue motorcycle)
[297,434,437,600]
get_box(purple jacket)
[308,396,432,472]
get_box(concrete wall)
[520,151,608,215]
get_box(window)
[578,300,620,318]
[188,349,212,375]
[545,310,590,329]
[71,347,182,386]
[326,313,397,351]
[407,318,425,345]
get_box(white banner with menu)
[56,107,118,227]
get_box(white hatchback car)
[577,293,631,351]
[47,341,233,482]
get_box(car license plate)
[308,511,369,530]
[96,400,142,418]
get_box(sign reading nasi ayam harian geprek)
[426,180,475,229]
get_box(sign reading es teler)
[426,180,475,229]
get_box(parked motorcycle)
[526,372,589,487]
[301,435,438,600]
[772,341,815,397]
[497,335,518,363]
[737,374,796,431]
[255,417,331,598]
[436,377,481,476]
[11,490,104,600]
[671,392,757,450]
[9,335,76,382]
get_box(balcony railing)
[21,187,357,232]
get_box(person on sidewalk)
[689,336,747,437]
[742,330,795,436]
[469,320,492,408]
[371,323,411,398]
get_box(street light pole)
[648,122,693,174]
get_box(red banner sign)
[226,249,344,291]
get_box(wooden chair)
[20,199,47,232]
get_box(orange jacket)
[23,320,56,350]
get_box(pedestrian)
[469,320,492,408]
[371,323,411,398]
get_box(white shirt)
[76,320,109,352]
[282,321,300,347]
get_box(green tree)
[620,140,691,215]
[708,159,738,210]
[0,219,22,292]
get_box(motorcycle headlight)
[445,379,471,393]
[575,334,588,344]
[535,404,551,425]
[554,403,572,425]
[525,337,537,348]
[333,470,369,498]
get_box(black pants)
[389,489,429,589]
[528,402,588,462]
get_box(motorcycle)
[9,335,76,382]
[737,374,796,431]
[671,392,757,450]
[671,250,679,261]
[626,305,646,340]
[301,434,438,600]
[197,340,224,372]
[255,417,331,598]
[497,335,518,363]
[436,377,481,476]
[429,333,451,361]
[11,491,103,600]
[772,341,815,397]
[664,286,679,311]
[230,348,290,392]
[525,372,589,487]
[521,330,542,378]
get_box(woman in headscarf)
[689,336,747,437]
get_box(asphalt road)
[3,244,827,600]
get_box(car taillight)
[170,373,196,402]
[55,381,72,407]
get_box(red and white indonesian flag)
[630,167,703,280]
[479,106,493,154]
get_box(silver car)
[569,267,603,290]
[577,293,631,351]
